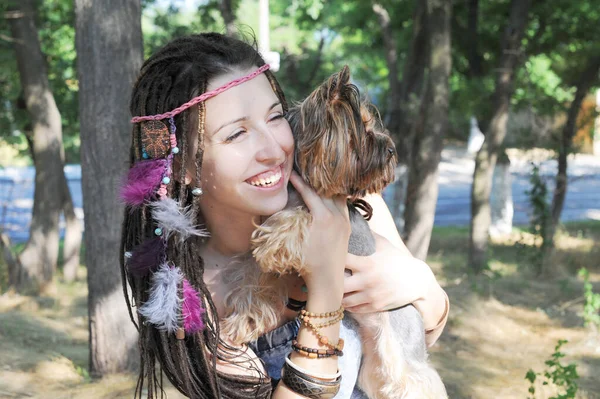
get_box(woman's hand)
[289,171,350,293]
[342,231,439,314]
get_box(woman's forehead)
[204,72,279,126]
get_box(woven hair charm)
[141,120,171,159]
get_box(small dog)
[221,66,447,399]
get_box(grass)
[427,220,600,399]
[0,221,599,398]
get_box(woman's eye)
[268,113,285,122]
[225,129,245,142]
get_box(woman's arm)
[347,193,449,347]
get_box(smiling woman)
[197,70,294,225]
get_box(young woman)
[121,32,449,399]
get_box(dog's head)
[287,66,396,199]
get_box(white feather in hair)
[151,197,209,241]
[138,263,183,333]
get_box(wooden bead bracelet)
[292,340,343,358]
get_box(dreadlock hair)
[121,33,288,399]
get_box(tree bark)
[373,1,428,233]
[469,0,532,273]
[60,170,82,282]
[7,0,65,294]
[219,0,236,37]
[75,0,142,375]
[466,0,482,77]
[403,0,452,261]
[547,55,600,246]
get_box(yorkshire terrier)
[220,66,447,399]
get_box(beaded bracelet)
[292,340,343,358]
[299,305,344,319]
[298,313,345,352]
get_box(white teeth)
[249,169,282,187]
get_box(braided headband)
[131,64,271,123]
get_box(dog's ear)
[327,65,351,102]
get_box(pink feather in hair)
[182,279,206,334]
[120,159,167,206]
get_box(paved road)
[432,149,600,226]
[1,149,599,243]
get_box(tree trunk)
[219,0,236,37]
[547,56,600,247]
[75,0,142,375]
[7,0,65,294]
[403,0,452,261]
[60,170,82,282]
[466,0,482,77]
[2,230,24,290]
[469,0,532,273]
[373,0,428,234]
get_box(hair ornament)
[150,197,209,241]
[182,279,206,334]
[138,262,183,333]
[141,120,171,159]
[120,158,167,206]
[123,116,208,336]
[130,64,271,123]
[127,236,165,277]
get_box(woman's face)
[198,68,294,219]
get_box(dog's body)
[220,66,447,398]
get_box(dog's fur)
[220,66,447,398]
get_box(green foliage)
[578,267,600,328]
[526,339,579,399]
[1,0,79,162]
[2,0,600,167]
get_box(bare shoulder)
[362,193,409,253]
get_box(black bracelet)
[286,297,307,312]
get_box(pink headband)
[131,64,271,123]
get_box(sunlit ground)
[1,221,599,398]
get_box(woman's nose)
[255,127,286,163]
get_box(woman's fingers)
[343,273,362,294]
[342,291,368,310]
[289,171,324,215]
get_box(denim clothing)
[247,315,368,398]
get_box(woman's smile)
[245,164,285,190]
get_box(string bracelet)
[285,354,341,380]
[292,340,343,358]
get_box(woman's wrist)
[410,263,447,331]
